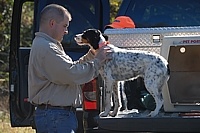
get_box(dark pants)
[34,108,78,133]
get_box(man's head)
[39,4,72,42]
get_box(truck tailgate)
[98,112,200,132]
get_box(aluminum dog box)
[104,26,200,113]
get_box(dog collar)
[99,41,109,48]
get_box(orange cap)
[105,16,135,29]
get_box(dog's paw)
[147,111,158,117]
[99,111,109,117]
[109,111,117,117]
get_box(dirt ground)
[0,81,35,133]
[0,81,82,133]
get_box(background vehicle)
[9,0,200,132]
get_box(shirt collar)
[35,32,64,51]
[35,32,59,44]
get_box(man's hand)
[95,46,113,64]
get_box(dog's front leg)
[99,78,113,117]
[109,81,120,117]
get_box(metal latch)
[152,34,161,43]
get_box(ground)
[0,80,35,133]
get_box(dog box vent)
[161,35,200,112]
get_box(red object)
[105,16,135,29]
[24,98,28,102]
[82,79,97,110]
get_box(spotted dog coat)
[74,29,170,117]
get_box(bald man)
[28,4,111,133]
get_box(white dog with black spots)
[74,29,170,117]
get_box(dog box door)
[168,45,200,104]
[161,35,200,112]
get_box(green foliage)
[0,1,34,81]
[110,0,122,22]
[20,2,34,47]
[0,0,13,79]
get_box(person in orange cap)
[105,16,135,29]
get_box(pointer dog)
[74,29,170,117]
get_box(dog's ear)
[84,29,100,50]
[102,34,108,41]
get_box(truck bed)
[98,111,200,132]
[100,27,200,132]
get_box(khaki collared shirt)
[28,32,100,107]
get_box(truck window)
[120,0,200,28]
[20,2,34,47]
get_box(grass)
[0,81,35,133]
[0,112,35,133]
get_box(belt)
[36,104,76,112]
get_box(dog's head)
[74,29,108,50]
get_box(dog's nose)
[74,34,78,39]
[74,36,78,41]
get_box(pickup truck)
[9,0,200,133]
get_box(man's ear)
[49,19,55,28]
[102,34,108,41]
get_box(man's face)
[52,13,69,42]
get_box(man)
[28,4,111,133]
